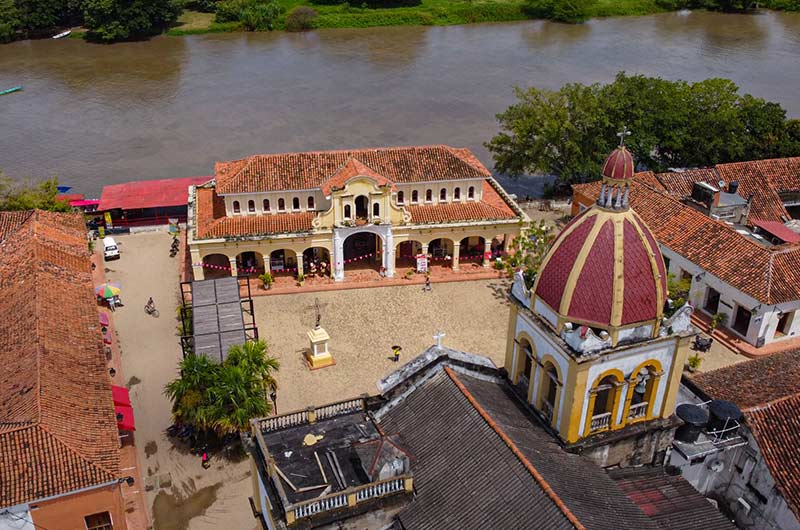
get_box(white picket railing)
[257,411,309,432]
[355,478,404,502]
[293,492,348,518]
[628,402,648,421]
[316,398,364,420]
[590,412,612,432]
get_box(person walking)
[423,276,432,292]
[108,296,115,312]
[201,447,210,469]
[392,346,402,363]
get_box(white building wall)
[0,507,33,530]
[396,179,484,206]
[671,426,800,530]
[222,190,326,216]
[579,340,676,432]
[661,247,800,347]
[512,311,571,429]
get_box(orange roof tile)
[406,181,516,224]
[0,211,121,507]
[321,158,396,196]
[194,187,314,239]
[649,158,800,223]
[574,178,800,305]
[215,145,491,195]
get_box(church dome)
[531,144,666,343]
[602,145,635,181]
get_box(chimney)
[728,181,739,195]
[712,190,721,208]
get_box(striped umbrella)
[95,283,121,299]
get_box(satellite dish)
[718,180,726,189]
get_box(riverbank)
[166,0,668,36]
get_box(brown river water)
[1,11,799,195]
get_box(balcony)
[590,412,612,433]
[628,402,648,421]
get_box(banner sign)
[416,254,428,273]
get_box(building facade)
[505,145,697,467]
[186,145,526,281]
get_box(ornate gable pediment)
[322,157,396,196]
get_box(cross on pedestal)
[433,331,446,348]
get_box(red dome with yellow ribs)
[532,144,666,342]
[602,145,635,181]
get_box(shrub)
[258,272,274,289]
[285,6,318,31]
[524,0,596,23]
[241,1,281,30]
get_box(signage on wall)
[416,254,428,273]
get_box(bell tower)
[504,136,697,468]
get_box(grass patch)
[174,10,217,31]
[588,0,664,17]
[67,30,87,39]
[167,20,241,35]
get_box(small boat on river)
[0,86,22,96]
[52,30,71,39]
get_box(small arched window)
[344,205,352,219]
[233,201,241,213]
[454,187,461,200]
[397,191,404,204]
[425,189,433,202]
[278,198,285,211]
[373,203,380,217]
[248,200,255,213]
[468,186,475,199]
[411,190,419,203]
[440,188,447,201]
[263,199,270,212]
[307,196,315,209]
[292,197,300,210]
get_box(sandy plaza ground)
[106,217,744,530]
[107,230,513,530]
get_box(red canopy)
[115,405,136,431]
[98,176,211,212]
[70,199,101,207]
[111,385,131,407]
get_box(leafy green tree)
[164,339,280,436]
[0,174,72,212]
[83,0,181,42]
[487,73,800,185]
[501,221,555,288]
[0,0,21,42]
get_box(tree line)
[0,0,181,42]
[486,73,800,188]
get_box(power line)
[0,509,56,530]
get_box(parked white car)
[102,236,120,261]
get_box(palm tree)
[164,339,280,437]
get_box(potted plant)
[405,270,414,280]
[686,353,702,373]
[710,312,728,332]
[258,272,273,290]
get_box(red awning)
[752,219,800,243]
[98,176,211,212]
[70,199,101,207]
[111,385,131,407]
[115,405,136,431]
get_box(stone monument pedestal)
[306,327,335,370]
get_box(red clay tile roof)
[0,210,32,240]
[321,158,397,196]
[688,348,800,411]
[688,349,800,519]
[648,157,800,223]
[215,145,491,195]
[609,467,736,530]
[0,211,121,507]
[194,187,314,239]
[406,181,517,224]
[574,178,800,305]
[747,394,800,520]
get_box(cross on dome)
[617,126,631,147]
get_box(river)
[1,11,799,196]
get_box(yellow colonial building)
[505,145,698,467]
[187,145,527,281]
